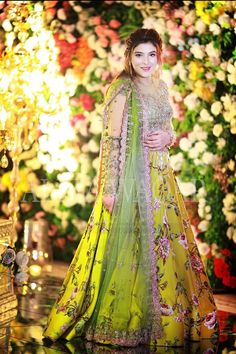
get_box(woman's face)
[131,42,158,78]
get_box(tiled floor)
[0,263,235,354]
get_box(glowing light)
[29,265,42,277]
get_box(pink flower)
[79,93,95,111]
[159,237,170,260]
[60,324,68,332]
[109,20,121,29]
[70,97,80,107]
[153,198,161,211]
[186,26,195,36]
[91,16,101,25]
[192,294,199,307]
[178,233,188,249]
[71,113,86,127]
[190,254,204,273]
[160,303,173,315]
[174,315,185,322]
[204,311,217,330]
[163,213,170,229]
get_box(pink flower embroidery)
[160,303,173,316]
[192,294,199,307]
[163,213,170,229]
[159,237,170,260]
[204,310,217,330]
[153,198,161,210]
[178,233,188,249]
[174,314,185,322]
[60,323,68,332]
[190,254,204,273]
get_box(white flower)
[197,242,210,256]
[228,159,235,171]
[218,13,230,27]
[189,146,200,159]
[213,124,223,137]
[184,93,200,110]
[179,137,192,152]
[2,19,12,32]
[209,23,221,35]
[92,156,100,171]
[206,42,221,60]
[205,213,212,221]
[195,19,207,34]
[223,193,235,208]
[216,138,226,149]
[226,226,236,243]
[216,70,226,81]
[197,187,207,198]
[190,43,205,59]
[195,141,207,153]
[198,220,209,231]
[227,68,236,85]
[222,193,236,225]
[88,139,99,153]
[199,109,213,122]
[188,131,197,143]
[201,152,217,165]
[221,93,232,108]
[169,152,184,171]
[211,101,223,116]
[176,179,196,197]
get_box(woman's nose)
[142,56,149,65]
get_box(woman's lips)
[141,67,151,71]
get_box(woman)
[43,28,219,348]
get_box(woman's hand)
[102,194,116,214]
[143,130,170,150]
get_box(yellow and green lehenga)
[43,78,219,348]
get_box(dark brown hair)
[118,28,163,79]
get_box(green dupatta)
[87,78,163,345]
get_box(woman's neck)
[134,76,153,86]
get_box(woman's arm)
[102,93,126,211]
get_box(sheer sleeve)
[103,93,126,196]
[161,81,176,149]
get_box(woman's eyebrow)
[134,50,157,54]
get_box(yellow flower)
[194,80,213,101]
[195,1,209,15]
[189,62,204,81]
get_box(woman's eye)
[135,54,141,57]
[150,53,156,57]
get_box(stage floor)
[0,262,235,353]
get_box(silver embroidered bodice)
[138,80,174,133]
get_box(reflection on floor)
[0,263,235,354]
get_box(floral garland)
[0,0,235,288]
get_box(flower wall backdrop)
[0,1,235,289]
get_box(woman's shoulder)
[104,77,132,102]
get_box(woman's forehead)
[133,42,156,53]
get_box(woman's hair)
[117,28,163,80]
